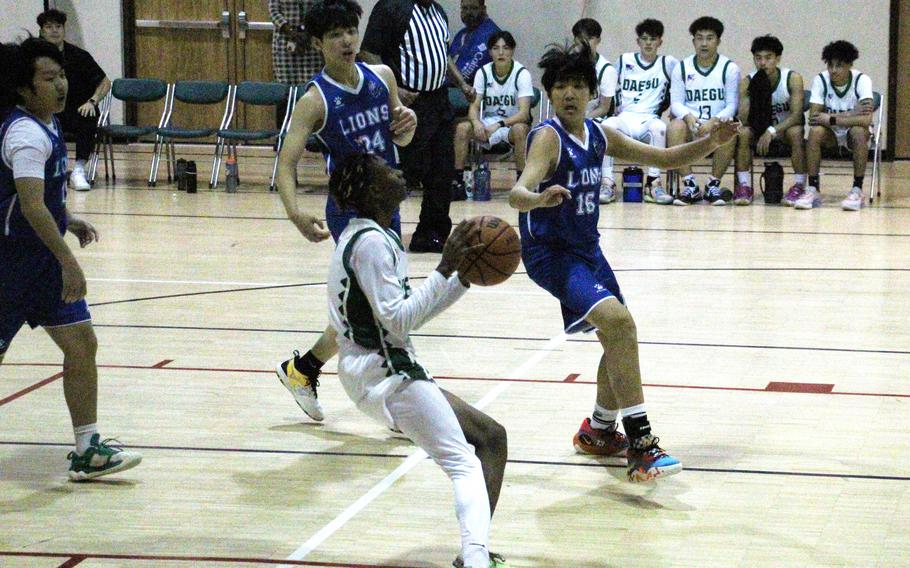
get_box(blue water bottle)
[473,158,491,202]
[622,166,643,202]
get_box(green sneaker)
[68,433,142,481]
[452,552,511,568]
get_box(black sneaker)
[705,180,727,206]
[451,178,468,201]
[673,178,702,206]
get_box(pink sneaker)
[782,184,805,207]
[733,182,753,205]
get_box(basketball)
[458,216,521,286]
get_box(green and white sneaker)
[453,552,512,568]
[68,433,142,481]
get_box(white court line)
[281,332,570,566]
[87,277,294,287]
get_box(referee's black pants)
[398,88,454,241]
[58,107,98,162]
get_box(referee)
[361,0,454,253]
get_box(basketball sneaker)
[276,350,324,421]
[70,168,91,191]
[673,178,701,206]
[841,186,864,211]
[68,434,142,481]
[644,180,673,205]
[451,178,468,202]
[782,183,805,207]
[705,180,727,206]
[599,179,616,204]
[732,181,753,206]
[794,186,822,210]
[626,435,682,483]
[452,552,511,568]
[573,417,629,456]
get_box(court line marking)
[0,550,417,567]
[88,277,296,286]
[0,371,64,407]
[280,333,569,565]
[3,441,907,482]
[5,362,909,399]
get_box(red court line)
[0,371,64,407]
[0,551,417,567]
[6,362,910,399]
[766,381,835,393]
[151,359,174,368]
[56,556,86,568]
[563,373,580,382]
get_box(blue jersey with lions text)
[519,118,606,248]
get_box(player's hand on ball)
[708,119,740,146]
[291,212,331,242]
[536,185,572,208]
[437,219,483,279]
[391,106,417,135]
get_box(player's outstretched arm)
[604,121,739,170]
[276,88,330,242]
[375,65,417,146]
[508,128,569,212]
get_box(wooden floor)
[2,163,910,568]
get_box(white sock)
[794,174,807,185]
[620,403,647,418]
[591,404,619,429]
[737,171,750,185]
[602,155,615,183]
[74,423,98,455]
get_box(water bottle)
[761,161,784,204]
[473,158,491,202]
[185,160,197,194]
[225,156,239,193]
[175,159,187,191]
[622,166,644,202]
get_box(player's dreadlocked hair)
[538,41,597,98]
[329,152,382,213]
[305,0,363,40]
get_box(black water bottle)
[185,160,197,194]
[761,161,783,204]
[175,159,187,191]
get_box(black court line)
[72,209,910,237]
[87,323,910,356]
[89,266,908,307]
[2,441,905,482]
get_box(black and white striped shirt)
[362,0,451,93]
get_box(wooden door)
[132,0,233,138]
[236,0,279,136]
[896,0,910,158]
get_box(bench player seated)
[798,40,874,211]
[734,35,806,206]
[668,16,741,206]
[605,18,677,204]
[453,31,534,200]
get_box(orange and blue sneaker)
[276,350,324,421]
[67,434,142,481]
[626,435,682,482]
[573,417,629,456]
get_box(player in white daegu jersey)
[452,30,534,200]
[571,18,620,204]
[508,43,738,484]
[325,153,509,568]
[603,18,677,205]
[668,16,741,206]
[800,40,874,211]
[733,35,807,207]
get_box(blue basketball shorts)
[0,239,92,354]
[522,242,624,334]
[326,201,401,243]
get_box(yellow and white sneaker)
[276,350,324,421]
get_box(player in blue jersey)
[0,38,141,480]
[273,0,417,421]
[509,43,737,482]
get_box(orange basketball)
[458,216,521,286]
